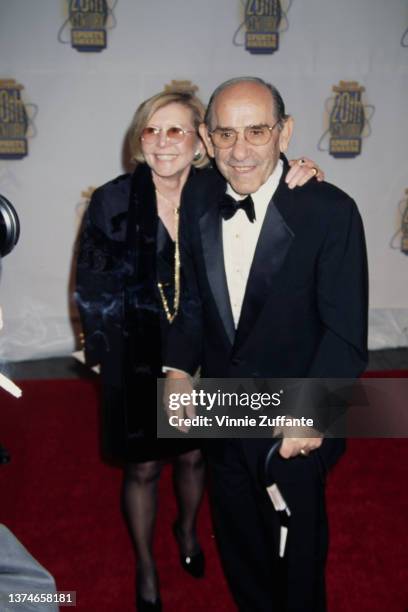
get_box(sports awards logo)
[0,80,37,160]
[318,81,375,158]
[233,0,292,54]
[390,190,408,256]
[58,0,117,52]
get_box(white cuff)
[162,366,189,375]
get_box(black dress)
[76,163,198,462]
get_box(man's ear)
[198,123,215,158]
[279,116,294,153]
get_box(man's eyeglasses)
[141,126,196,144]
[209,121,281,149]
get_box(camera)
[0,194,20,258]
[0,194,20,464]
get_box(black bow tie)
[220,193,256,223]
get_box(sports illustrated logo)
[0,80,38,160]
[58,0,117,52]
[318,81,375,159]
[390,190,408,256]
[233,0,292,54]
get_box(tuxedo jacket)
[165,160,369,383]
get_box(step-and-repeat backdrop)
[0,0,407,361]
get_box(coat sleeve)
[283,196,369,434]
[307,197,369,378]
[75,187,127,368]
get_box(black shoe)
[136,570,162,612]
[136,594,162,612]
[173,522,205,578]
[0,444,11,464]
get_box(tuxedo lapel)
[199,204,235,345]
[234,182,294,351]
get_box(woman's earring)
[193,150,202,161]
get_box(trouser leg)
[207,439,329,612]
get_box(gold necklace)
[155,186,176,208]
[155,188,180,324]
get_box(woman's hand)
[163,371,195,434]
[286,157,324,189]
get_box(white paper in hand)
[279,526,288,558]
[266,483,291,514]
[266,483,291,558]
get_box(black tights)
[122,449,205,602]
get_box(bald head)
[204,77,288,130]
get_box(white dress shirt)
[223,159,283,327]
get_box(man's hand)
[163,370,196,433]
[275,422,323,458]
[279,436,323,459]
[286,157,324,189]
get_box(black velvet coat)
[76,163,197,461]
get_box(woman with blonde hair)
[76,84,323,611]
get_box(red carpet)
[0,379,407,612]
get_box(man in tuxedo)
[165,77,368,611]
